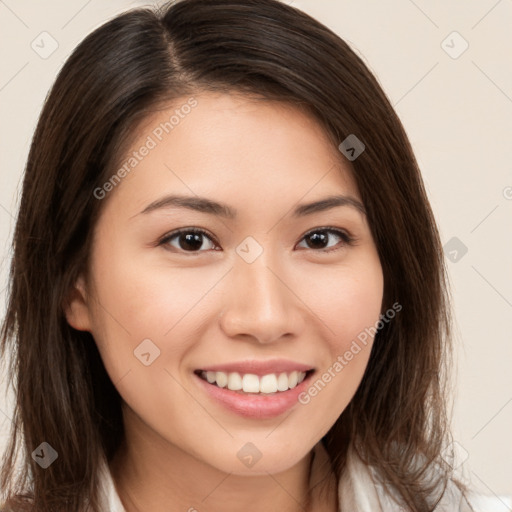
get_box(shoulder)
[96,456,127,512]
[438,477,476,511]
[338,445,477,511]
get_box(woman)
[0,0,475,510]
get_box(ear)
[63,275,93,332]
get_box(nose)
[218,251,305,344]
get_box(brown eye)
[297,228,354,252]
[160,229,217,252]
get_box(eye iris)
[179,232,203,251]
[307,231,328,249]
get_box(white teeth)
[200,370,308,393]
[242,374,260,393]
[215,371,228,388]
[260,374,278,393]
[276,372,289,391]
[227,372,242,391]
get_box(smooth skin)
[65,91,384,512]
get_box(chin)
[199,440,311,477]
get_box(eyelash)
[158,226,356,255]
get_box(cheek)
[88,240,228,371]
[296,253,384,352]
[293,254,383,422]
[86,246,220,441]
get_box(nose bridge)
[240,251,283,310]
[219,242,302,343]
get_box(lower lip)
[194,372,314,419]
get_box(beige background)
[1,0,511,508]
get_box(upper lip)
[196,359,314,377]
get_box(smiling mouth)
[194,369,315,394]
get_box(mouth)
[192,359,316,418]
[194,368,315,395]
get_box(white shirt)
[97,442,475,511]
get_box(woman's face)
[67,91,384,475]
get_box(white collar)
[97,456,126,512]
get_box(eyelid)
[158,227,220,251]
[158,226,356,254]
[297,226,356,252]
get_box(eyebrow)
[137,193,366,218]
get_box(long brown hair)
[1,0,464,510]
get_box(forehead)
[102,91,361,216]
